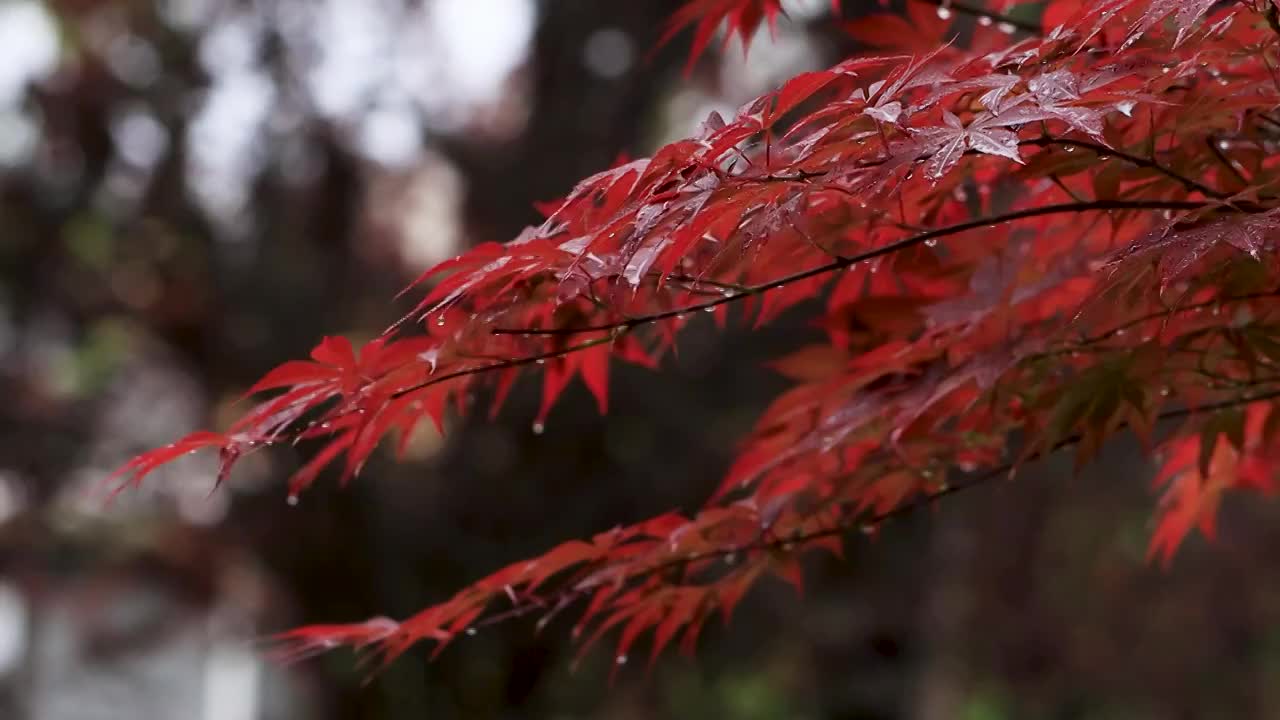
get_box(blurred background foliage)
[2,0,1280,718]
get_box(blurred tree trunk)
[910,503,978,720]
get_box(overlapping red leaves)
[116,0,1280,672]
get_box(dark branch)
[492,199,1213,337]
[459,385,1280,636]
[1022,136,1229,199]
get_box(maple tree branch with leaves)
[110,0,1280,677]
[488,198,1225,338]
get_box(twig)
[460,385,1280,635]
[491,199,1212,337]
[1206,135,1250,187]
[1021,136,1228,199]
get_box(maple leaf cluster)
[114,0,1280,673]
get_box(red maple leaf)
[658,0,842,73]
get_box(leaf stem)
[1205,135,1250,187]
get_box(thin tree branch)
[1038,288,1280,354]
[1022,136,1228,199]
[387,335,616,401]
[492,199,1212,337]
[460,386,1280,635]
[1206,135,1251,187]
